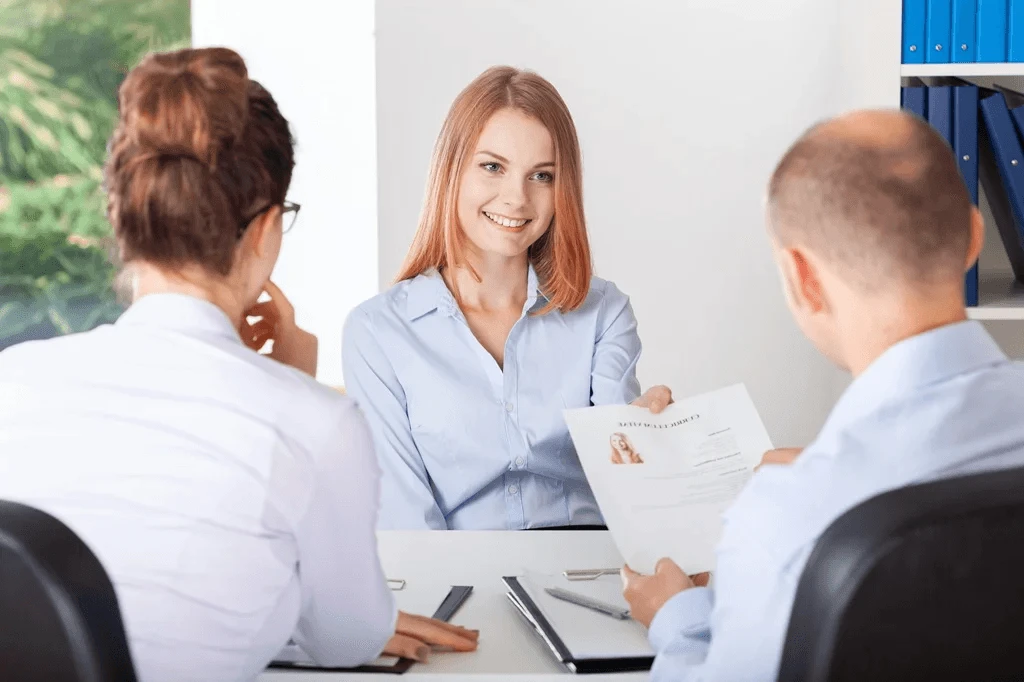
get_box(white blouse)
[0,293,395,682]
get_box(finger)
[245,320,275,339]
[262,280,295,318]
[245,301,279,321]
[654,557,678,574]
[244,321,275,347]
[382,634,430,662]
[402,614,479,641]
[621,564,640,588]
[396,616,478,651]
[690,572,711,587]
[651,385,672,409]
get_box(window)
[0,0,190,351]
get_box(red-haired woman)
[0,48,476,681]
[344,66,671,531]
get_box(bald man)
[621,110,1024,681]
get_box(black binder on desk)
[503,576,653,674]
[267,585,473,675]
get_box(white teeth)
[484,211,529,228]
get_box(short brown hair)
[766,111,972,289]
[104,47,295,276]
[395,66,591,314]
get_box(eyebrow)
[475,150,555,169]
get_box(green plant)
[0,0,190,348]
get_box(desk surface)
[259,530,648,681]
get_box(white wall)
[375,0,901,446]
[191,0,377,387]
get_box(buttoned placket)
[441,286,538,529]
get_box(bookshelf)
[969,274,1024,320]
[902,63,1024,78]
[900,62,1024,320]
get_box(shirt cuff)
[647,586,714,652]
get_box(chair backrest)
[778,465,1024,682]
[0,500,138,682]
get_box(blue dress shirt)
[342,267,643,530]
[647,320,1024,681]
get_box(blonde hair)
[394,66,592,314]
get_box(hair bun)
[118,47,249,169]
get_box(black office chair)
[778,465,1024,682]
[0,500,138,682]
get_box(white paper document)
[564,383,773,575]
[518,570,653,660]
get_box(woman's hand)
[631,385,673,414]
[239,280,318,377]
[382,611,479,662]
[755,447,804,471]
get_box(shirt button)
[505,402,514,413]
[508,484,519,495]
[515,456,525,468]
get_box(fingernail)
[414,645,430,662]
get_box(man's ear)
[778,245,827,314]
[965,205,984,271]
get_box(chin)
[469,229,541,259]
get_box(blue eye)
[533,171,553,183]
[481,162,501,173]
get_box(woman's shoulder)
[348,273,442,327]
[562,275,630,316]
[587,275,628,300]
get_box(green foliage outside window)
[0,0,190,349]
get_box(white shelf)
[969,273,1024,320]
[901,63,1024,78]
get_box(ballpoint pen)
[562,568,620,581]
[544,586,631,620]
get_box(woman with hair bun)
[0,47,476,682]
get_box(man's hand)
[240,280,318,377]
[755,447,803,472]
[381,611,479,662]
[631,385,673,414]
[621,558,707,628]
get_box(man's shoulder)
[723,446,857,562]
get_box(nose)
[499,175,528,210]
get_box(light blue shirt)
[648,320,1024,681]
[342,267,642,530]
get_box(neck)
[131,262,249,328]
[445,252,530,312]
[840,283,968,377]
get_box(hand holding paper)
[564,383,773,575]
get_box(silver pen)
[544,586,631,620]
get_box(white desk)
[259,531,648,681]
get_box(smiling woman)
[342,65,668,532]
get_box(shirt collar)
[116,293,243,343]
[403,263,549,321]
[819,320,1007,437]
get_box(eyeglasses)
[237,200,302,239]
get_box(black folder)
[502,576,653,675]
